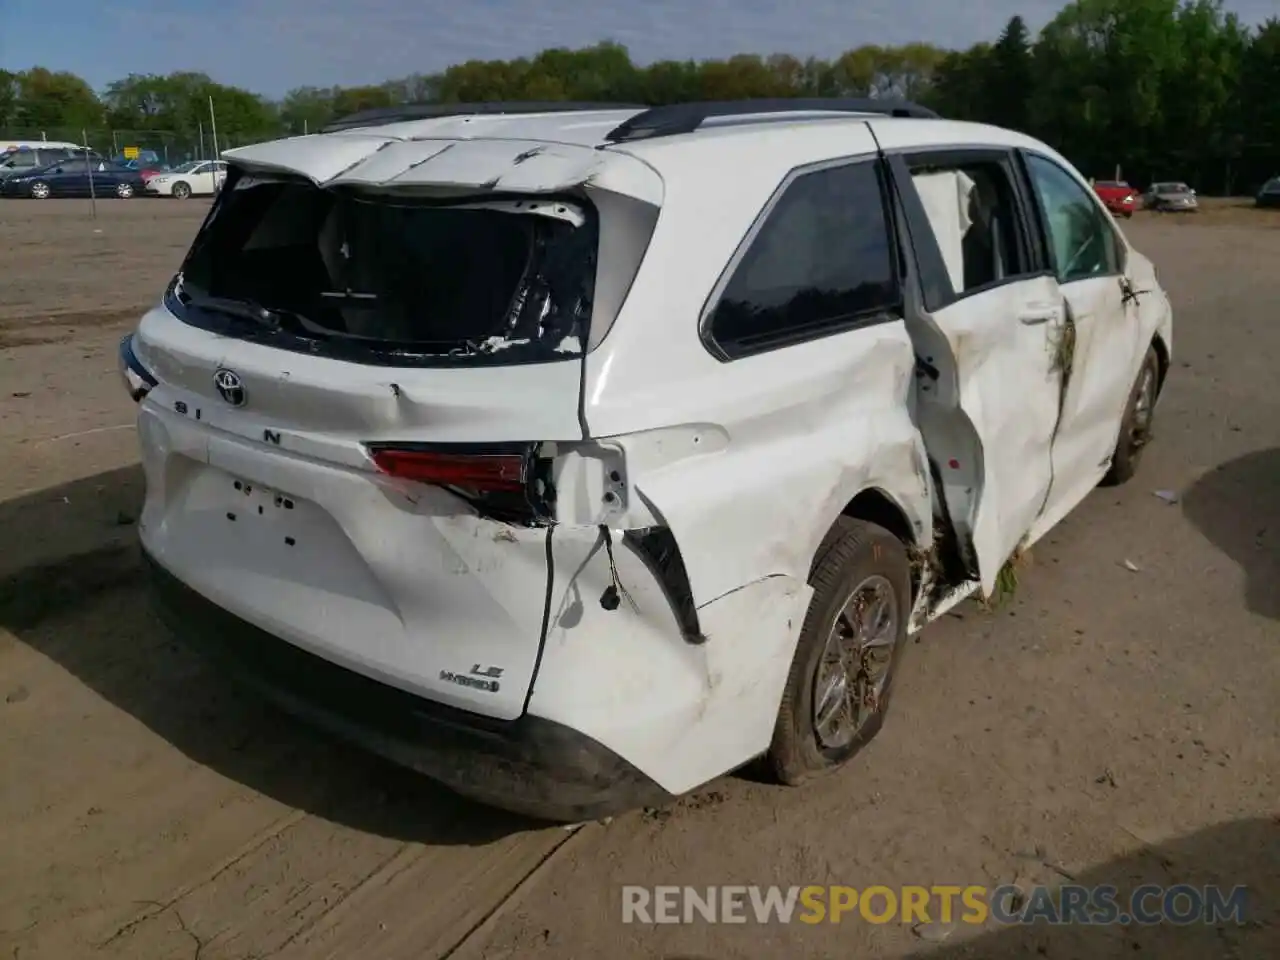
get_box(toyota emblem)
[213,368,246,406]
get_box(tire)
[30,181,50,200]
[1102,345,1160,487]
[172,181,191,199]
[115,182,134,199]
[768,517,912,786]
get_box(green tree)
[279,86,337,135]
[103,71,276,142]
[12,67,102,130]
[1237,18,1280,185]
[989,17,1034,131]
[923,44,993,121]
[0,70,18,127]
[5,5,1280,190]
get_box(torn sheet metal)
[227,133,665,204]
[588,328,933,612]
[222,134,395,184]
[528,528,808,794]
[359,139,604,192]
[320,139,454,185]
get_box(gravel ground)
[0,197,1276,960]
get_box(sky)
[0,0,1274,98]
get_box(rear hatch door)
[134,159,626,720]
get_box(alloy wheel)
[812,574,899,749]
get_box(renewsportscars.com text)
[621,884,1248,926]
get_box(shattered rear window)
[170,170,596,366]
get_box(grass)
[982,544,1032,610]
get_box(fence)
[0,127,273,164]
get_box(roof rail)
[602,98,940,143]
[320,101,648,134]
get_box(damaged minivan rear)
[128,128,686,818]
[125,104,1172,821]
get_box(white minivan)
[120,100,1172,821]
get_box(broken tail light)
[366,443,554,525]
[368,447,527,491]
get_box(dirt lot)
[1,197,1277,960]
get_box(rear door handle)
[1019,312,1056,325]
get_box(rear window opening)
[169,168,599,367]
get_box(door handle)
[1019,312,1056,325]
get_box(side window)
[54,158,87,173]
[706,160,898,358]
[906,156,1032,297]
[1024,153,1122,283]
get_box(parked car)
[112,152,169,182]
[145,160,228,198]
[1143,181,1199,212]
[1092,179,1139,217]
[0,156,146,198]
[1255,176,1280,208]
[0,144,91,180]
[119,99,1173,822]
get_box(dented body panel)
[224,127,664,205]
[126,109,1175,819]
[136,397,555,721]
[528,531,809,794]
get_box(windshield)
[171,171,598,366]
[170,161,201,173]
[1156,183,1189,193]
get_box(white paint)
[915,275,1065,595]
[137,400,557,721]
[132,107,1174,805]
[529,531,807,794]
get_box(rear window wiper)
[187,295,318,337]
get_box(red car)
[1092,180,1139,218]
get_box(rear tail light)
[369,447,526,491]
[367,443,556,525]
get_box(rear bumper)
[142,549,673,822]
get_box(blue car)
[0,156,147,199]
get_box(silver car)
[1144,181,1199,212]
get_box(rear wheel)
[172,181,191,200]
[30,181,50,199]
[768,517,911,785]
[1102,345,1160,486]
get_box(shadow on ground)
[656,818,1279,960]
[1182,447,1280,620]
[899,816,1280,959]
[0,465,542,846]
